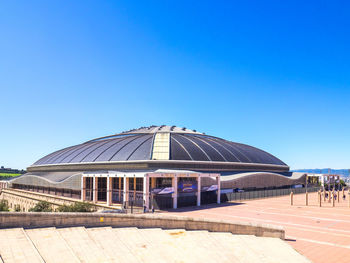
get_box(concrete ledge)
[0,212,285,239]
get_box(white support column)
[123,176,129,207]
[217,175,221,204]
[197,175,201,206]
[322,175,325,191]
[106,176,112,206]
[93,176,97,203]
[81,176,85,201]
[172,176,178,209]
[143,176,150,212]
[327,176,330,189]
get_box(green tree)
[57,202,95,212]
[0,200,9,211]
[29,201,53,212]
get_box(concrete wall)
[0,212,285,239]
[0,188,113,212]
[0,190,65,212]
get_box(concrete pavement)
[163,192,350,263]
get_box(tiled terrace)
[164,192,350,263]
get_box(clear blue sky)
[1,1,349,170]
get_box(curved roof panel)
[31,125,287,169]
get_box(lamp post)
[318,190,322,207]
[305,175,308,206]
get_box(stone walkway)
[163,192,350,263]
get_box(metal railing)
[221,186,321,202]
[148,187,324,210]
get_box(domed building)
[10,125,305,210]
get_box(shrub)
[29,201,53,212]
[57,202,95,212]
[340,179,346,187]
[0,200,9,211]
[14,204,21,212]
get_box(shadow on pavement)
[159,201,246,213]
[284,238,296,242]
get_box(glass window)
[156,178,172,188]
[136,178,143,191]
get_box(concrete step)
[210,232,311,263]
[209,232,262,263]
[164,229,214,263]
[24,227,79,263]
[138,228,186,262]
[57,226,110,263]
[0,228,43,263]
[0,226,310,263]
[86,227,139,263]
[237,235,282,263]
[112,227,164,263]
[239,235,310,263]
[185,230,235,263]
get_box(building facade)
[9,125,305,210]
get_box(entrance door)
[97,177,107,201]
[85,177,93,201]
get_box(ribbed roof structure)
[30,126,287,172]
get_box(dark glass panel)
[50,143,96,164]
[172,134,209,161]
[170,136,192,160]
[68,140,113,163]
[94,135,141,162]
[81,138,127,162]
[35,145,76,165]
[127,136,153,160]
[110,135,152,161]
[188,135,225,161]
[200,137,241,162]
[219,141,252,163]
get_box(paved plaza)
[164,192,350,263]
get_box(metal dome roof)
[31,126,287,171]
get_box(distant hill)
[293,169,350,177]
[0,167,26,180]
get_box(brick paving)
[163,192,350,263]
